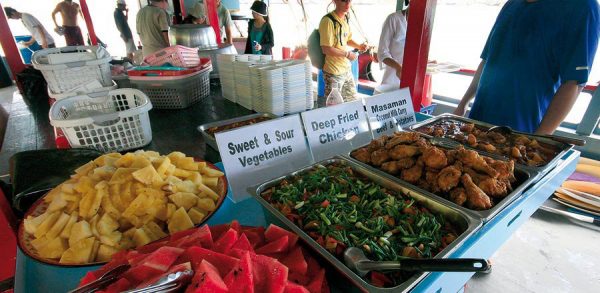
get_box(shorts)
[124,38,136,54]
[63,26,84,46]
[322,70,357,106]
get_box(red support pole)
[180,0,187,17]
[0,3,26,79]
[80,0,98,46]
[206,0,221,44]
[400,0,437,112]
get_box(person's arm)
[321,46,357,61]
[378,14,402,79]
[225,25,232,44]
[23,36,36,47]
[319,16,357,61]
[159,10,170,46]
[52,6,61,27]
[223,9,233,44]
[347,39,367,52]
[535,81,583,134]
[260,23,274,54]
[454,60,485,116]
[162,31,170,46]
[36,27,49,48]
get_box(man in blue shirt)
[454,0,600,134]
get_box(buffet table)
[1,85,586,292]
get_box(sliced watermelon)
[126,250,148,266]
[185,260,228,293]
[184,246,239,277]
[231,233,254,252]
[136,262,193,289]
[284,282,310,293]
[175,225,214,249]
[255,236,289,255]
[305,256,321,279]
[209,223,231,240]
[288,272,310,286]
[306,269,327,293]
[223,251,254,293]
[242,228,265,248]
[230,220,241,232]
[251,253,289,293]
[79,272,97,286]
[122,263,163,285]
[169,227,199,241]
[143,246,184,272]
[213,228,238,254]
[265,224,298,250]
[280,246,308,275]
[103,278,132,293]
[137,239,170,254]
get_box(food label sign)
[301,100,372,161]
[364,88,416,137]
[216,115,313,202]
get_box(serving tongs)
[123,270,194,293]
[486,126,585,146]
[69,264,131,293]
[343,247,490,277]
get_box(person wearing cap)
[188,0,233,44]
[136,0,171,57]
[244,1,273,55]
[114,0,135,60]
[4,7,55,49]
[52,0,85,46]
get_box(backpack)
[308,13,348,69]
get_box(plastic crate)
[143,45,200,68]
[129,66,211,109]
[32,46,112,94]
[49,88,153,152]
[48,80,117,103]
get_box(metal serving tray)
[346,140,539,222]
[409,113,573,176]
[248,157,482,293]
[197,113,278,150]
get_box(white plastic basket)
[32,46,113,94]
[49,88,153,152]
[48,80,118,102]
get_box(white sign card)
[215,114,313,202]
[364,88,417,138]
[301,100,372,162]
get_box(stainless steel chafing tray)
[197,113,278,150]
[409,113,573,176]
[248,156,482,293]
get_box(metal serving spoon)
[486,125,585,146]
[69,264,131,293]
[343,247,490,277]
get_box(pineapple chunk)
[173,168,192,178]
[31,236,51,251]
[38,237,68,259]
[74,176,95,194]
[200,167,224,178]
[168,192,198,210]
[43,187,62,203]
[198,183,220,201]
[34,212,60,239]
[60,237,95,264]
[201,177,219,189]
[167,152,186,164]
[46,212,70,239]
[154,157,173,178]
[92,166,117,180]
[116,237,135,250]
[65,198,81,214]
[99,231,122,247]
[144,222,167,240]
[114,153,137,168]
[132,228,152,247]
[130,156,152,169]
[175,180,197,193]
[154,203,174,222]
[132,165,161,185]
[97,214,119,235]
[109,168,137,185]
[101,194,121,219]
[196,198,216,212]
[166,203,176,220]
[78,191,95,219]
[141,150,161,158]
[166,175,183,185]
[47,194,68,213]
[68,221,93,247]
[175,157,198,171]
[123,227,137,239]
[90,239,101,263]
[188,172,203,186]
[167,207,194,234]
[97,245,119,262]
[61,183,76,194]
[60,212,79,239]
[90,214,101,238]
[75,161,96,176]
[24,212,50,235]
[188,208,206,225]
[196,161,208,170]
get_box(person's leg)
[73,26,84,46]
[341,71,357,102]
[63,26,76,46]
[125,38,135,60]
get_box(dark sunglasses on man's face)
[340,0,352,3]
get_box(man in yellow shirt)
[319,0,368,103]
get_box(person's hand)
[453,102,467,116]
[42,43,49,49]
[254,42,262,52]
[358,43,369,53]
[347,51,358,61]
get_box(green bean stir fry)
[261,163,461,287]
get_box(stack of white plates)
[259,66,285,116]
[234,60,255,110]
[249,63,274,113]
[217,54,236,102]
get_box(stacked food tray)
[197,113,278,151]
[249,157,481,292]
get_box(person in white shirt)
[4,7,55,48]
[377,3,408,88]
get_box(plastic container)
[32,46,112,94]
[14,36,42,64]
[143,45,200,68]
[49,88,153,152]
[325,81,344,106]
[129,66,211,109]
[48,80,118,103]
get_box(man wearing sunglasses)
[319,0,369,104]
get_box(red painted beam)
[400,0,437,112]
[180,0,187,17]
[80,0,97,46]
[0,3,26,79]
[206,0,221,44]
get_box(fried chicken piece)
[478,177,508,198]
[351,148,371,164]
[467,134,477,146]
[433,126,445,137]
[446,149,457,165]
[513,135,530,145]
[437,165,462,192]
[488,132,507,144]
[381,161,400,175]
[510,146,522,158]
[422,146,448,169]
[385,132,422,149]
[371,149,391,166]
[390,145,421,160]
[478,142,497,153]
[489,160,516,182]
[462,167,487,185]
[396,157,416,169]
[526,152,545,167]
[456,147,498,178]
[401,162,423,183]
[460,123,475,133]
[461,174,493,210]
[367,135,388,152]
[421,126,435,136]
[449,187,467,206]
